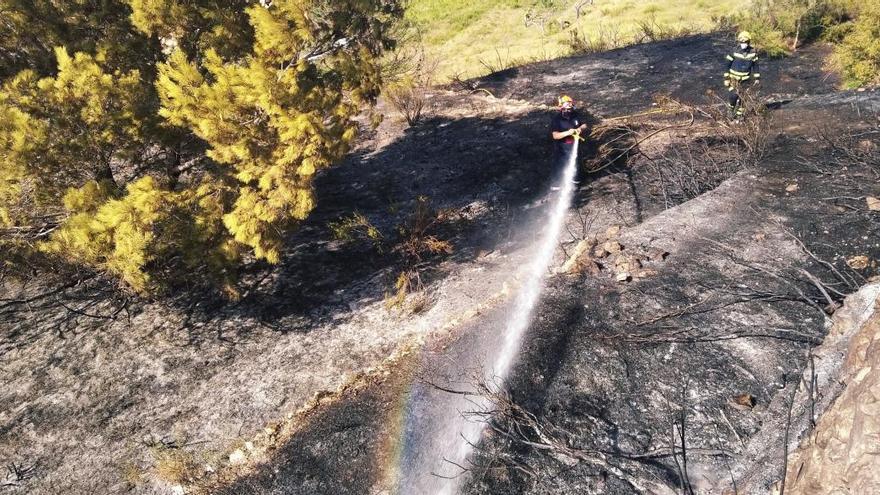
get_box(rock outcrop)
[783,285,880,494]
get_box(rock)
[783,289,880,494]
[631,256,643,269]
[847,255,870,270]
[615,272,631,282]
[583,261,603,276]
[635,269,658,279]
[605,225,622,239]
[603,240,623,254]
[753,232,766,242]
[858,139,877,153]
[647,248,669,261]
[594,246,610,258]
[786,183,799,192]
[615,255,642,273]
[558,238,597,274]
[229,449,247,465]
[866,197,880,211]
[730,393,756,411]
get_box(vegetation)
[405,0,748,80]
[328,196,455,312]
[729,0,879,86]
[329,212,384,251]
[834,2,880,87]
[151,445,199,485]
[2,0,876,294]
[0,0,403,292]
[382,34,437,126]
[405,0,878,87]
[726,0,854,57]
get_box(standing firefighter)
[551,95,588,170]
[724,31,761,119]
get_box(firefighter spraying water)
[551,95,589,170]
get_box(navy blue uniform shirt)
[550,110,582,156]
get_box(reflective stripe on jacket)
[725,47,760,81]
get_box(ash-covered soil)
[2,33,878,495]
[467,104,880,494]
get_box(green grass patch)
[406,0,749,80]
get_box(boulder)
[605,225,622,239]
[603,240,623,254]
[783,295,880,495]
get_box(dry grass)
[152,447,200,485]
[120,462,144,487]
[384,39,439,126]
[406,0,749,80]
[385,196,455,312]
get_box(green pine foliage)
[834,3,880,87]
[0,0,157,78]
[0,0,403,293]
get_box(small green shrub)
[725,0,853,57]
[737,16,791,57]
[834,3,880,87]
[329,213,384,251]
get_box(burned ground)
[475,34,839,116]
[2,33,878,495]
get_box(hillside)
[407,0,748,79]
[4,25,880,495]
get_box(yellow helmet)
[737,31,752,43]
[558,94,574,109]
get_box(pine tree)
[836,3,880,87]
[0,0,403,292]
[0,0,157,78]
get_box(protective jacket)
[725,46,760,82]
[550,110,583,157]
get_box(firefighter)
[550,95,588,171]
[724,31,761,120]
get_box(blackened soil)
[204,37,879,495]
[2,32,878,495]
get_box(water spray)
[398,140,580,494]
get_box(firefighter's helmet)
[558,94,574,110]
[737,31,752,43]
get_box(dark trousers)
[556,144,582,182]
[726,79,754,118]
[727,87,743,117]
[555,144,577,170]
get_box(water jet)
[397,142,580,494]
